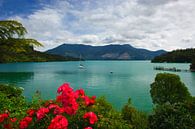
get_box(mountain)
[151,48,195,63]
[46,44,166,60]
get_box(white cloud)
[9,0,195,51]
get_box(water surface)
[0,61,194,112]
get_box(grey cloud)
[137,0,178,6]
[9,0,195,51]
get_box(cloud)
[8,0,195,51]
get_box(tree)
[0,20,42,53]
[149,103,194,129]
[150,73,191,105]
[190,59,195,71]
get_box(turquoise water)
[0,61,194,112]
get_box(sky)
[0,0,195,51]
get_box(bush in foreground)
[149,73,195,129]
[1,83,144,129]
[150,73,191,105]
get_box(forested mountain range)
[46,44,166,60]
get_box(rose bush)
[0,83,99,129]
[0,83,149,129]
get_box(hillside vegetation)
[0,20,78,63]
[151,48,195,63]
[0,48,78,63]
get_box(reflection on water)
[0,72,34,84]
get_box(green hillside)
[0,49,78,63]
[151,48,195,63]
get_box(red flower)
[19,116,32,129]
[10,117,17,122]
[54,107,65,115]
[84,127,93,129]
[56,95,62,102]
[44,100,53,106]
[57,83,79,115]
[23,116,32,123]
[0,113,9,123]
[36,107,49,120]
[57,83,72,94]
[27,109,36,117]
[48,115,68,129]
[48,104,59,110]
[83,112,98,124]
[4,124,11,129]
[74,89,85,99]
[19,121,28,129]
[48,104,65,115]
[83,96,96,106]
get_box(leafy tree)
[149,103,194,129]
[149,73,195,129]
[150,73,191,105]
[0,20,42,53]
[190,59,195,71]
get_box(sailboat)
[78,55,85,69]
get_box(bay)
[0,61,194,112]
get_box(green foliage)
[0,49,79,63]
[92,97,132,129]
[0,20,43,52]
[150,73,191,105]
[149,73,195,129]
[0,84,28,118]
[185,97,195,123]
[0,84,23,97]
[0,20,27,39]
[122,98,149,129]
[66,97,132,129]
[151,48,195,63]
[149,103,194,129]
[190,59,195,71]
[0,85,133,129]
[0,38,43,53]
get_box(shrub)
[0,83,133,129]
[149,103,194,129]
[150,73,191,105]
[0,84,28,119]
[0,84,23,98]
[122,98,149,129]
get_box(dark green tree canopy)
[190,59,195,71]
[149,103,194,129]
[0,20,43,53]
[150,73,191,105]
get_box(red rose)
[26,109,36,117]
[0,113,9,123]
[83,112,98,124]
[48,115,68,129]
[36,107,49,120]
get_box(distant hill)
[151,48,195,63]
[46,44,166,60]
[0,47,79,63]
